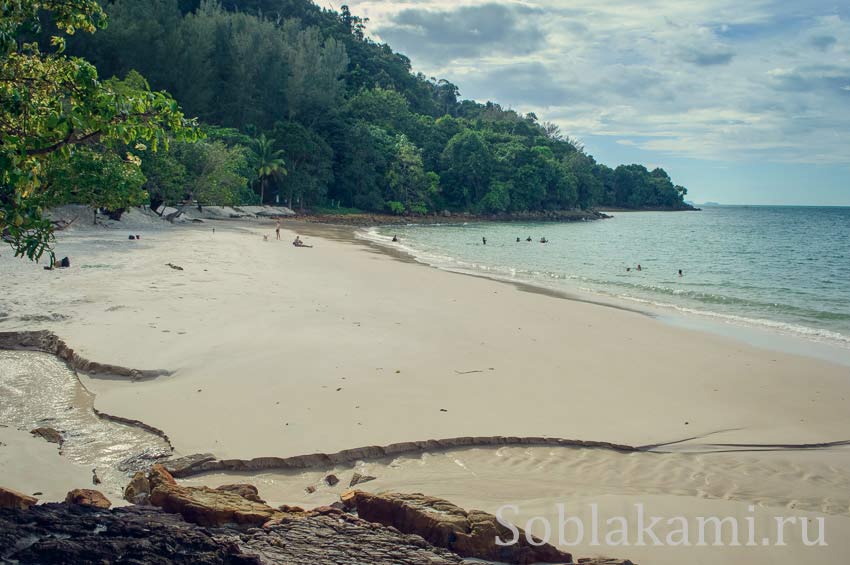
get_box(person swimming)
[526,236,532,242]
[516,237,521,242]
[482,236,487,245]
[678,269,683,277]
[540,237,548,243]
[637,264,642,271]
[392,235,399,242]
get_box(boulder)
[147,465,279,527]
[0,487,38,510]
[324,474,339,487]
[149,463,177,488]
[65,489,111,509]
[29,427,63,445]
[341,490,573,565]
[214,484,265,504]
[124,471,151,504]
[349,472,376,487]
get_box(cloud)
[680,49,735,66]
[333,1,850,165]
[810,34,837,50]
[376,3,546,64]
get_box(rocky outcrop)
[214,484,265,504]
[341,490,573,564]
[0,501,465,565]
[29,427,63,445]
[0,487,37,510]
[0,330,171,380]
[164,437,640,478]
[147,466,280,527]
[242,506,464,564]
[0,503,257,564]
[124,471,151,504]
[65,489,111,509]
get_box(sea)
[363,206,850,357]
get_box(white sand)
[2,218,850,563]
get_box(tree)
[1,1,196,263]
[46,148,147,219]
[385,135,434,214]
[249,134,287,204]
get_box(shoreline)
[348,220,850,366]
[3,215,850,564]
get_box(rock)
[278,504,305,513]
[342,490,573,564]
[65,489,111,509]
[349,473,376,487]
[305,485,316,494]
[124,471,151,504]
[148,466,279,527]
[215,484,265,504]
[0,487,38,510]
[0,503,258,564]
[324,474,339,487]
[29,427,63,445]
[163,453,217,478]
[58,257,71,268]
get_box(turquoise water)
[366,206,850,348]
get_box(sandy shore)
[1,216,849,563]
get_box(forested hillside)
[57,0,691,215]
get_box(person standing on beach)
[275,220,281,241]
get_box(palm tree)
[250,134,287,204]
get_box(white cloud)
[332,1,850,165]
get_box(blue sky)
[331,0,850,205]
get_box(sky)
[327,0,850,205]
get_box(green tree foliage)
[248,133,287,205]
[46,148,147,216]
[20,0,693,242]
[141,138,248,210]
[1,1,196,263]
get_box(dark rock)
[341,490,573,564]
[0,487,38,510]
[65,489,111,509]
[0,503,258,564]
[349,473,376,487]
[58,257,71,268]
[30,427,63,446]
[304,485,316,494]
[129,235,136,240]
[324,474,339,487]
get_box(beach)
[2,215,850,564]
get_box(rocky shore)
[0,464,634,564]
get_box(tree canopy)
[3,0,693,263]
[1,0,197,262]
